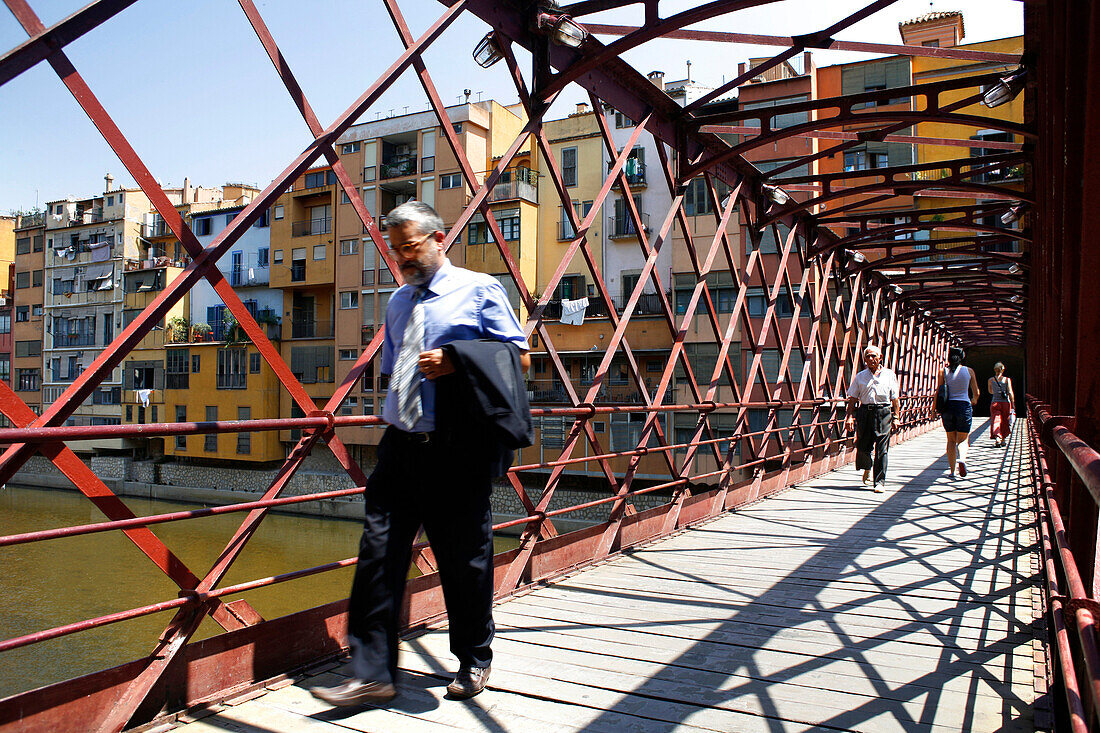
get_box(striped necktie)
[392,287,427,430]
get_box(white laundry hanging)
[560,297,589,326]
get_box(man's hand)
[418,349,455,380]
[845,415,856,432]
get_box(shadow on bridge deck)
[171,419,1043,733]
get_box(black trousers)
[346,426,495,684]
[855,404,893,486]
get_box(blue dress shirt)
[382,258,529,432]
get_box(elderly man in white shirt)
[845,344,901,493]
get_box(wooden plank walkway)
[169,420,1044,733]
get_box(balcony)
[608,213,650,240]
[291,319,335,339]
[290,262,306,282]
[526,378,646,404]
[487,179,538,205]
[291,218,332,237]
[380,158,417,180]
[608,160,647,188]
[52,333,97,348]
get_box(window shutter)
[841,65,865,97]
[864,62,886,88]
[886,141,912,167]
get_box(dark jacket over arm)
[436,340,533,478]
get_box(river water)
[0,485,517,699]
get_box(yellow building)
[905,13,1025,253]
[161,340,283,462]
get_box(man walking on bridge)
[311,201,531,707]
[845,344,900,493]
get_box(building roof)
[899,10,964,37]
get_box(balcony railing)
[488,179,538,205]
[607,160,647,187]
[526,378,646,404]
[608,213,650,239]
[291,218,331,237]
[216,373,247,389]
[380,158,417,180]
[52,333,97,348]
[290,263,306,282]
[291,319,335,339]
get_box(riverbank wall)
[7,454,671,534]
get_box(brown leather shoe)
[309,678,397,707]
[446,666,490,699]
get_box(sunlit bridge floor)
[168,420,1044,733]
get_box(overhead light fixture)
[922,310,931,317]
[761,183,791,206]
[1009,294,1022,303]
[536,5,588,48]
[845,249,867,264]
[981,67,1027,108]
[891,284,903,295]
[473,31,504,68]
[1000,202,1026,225]
[1008,263,1021,274]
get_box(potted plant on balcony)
[223,312,249,344]
[166,316,190,344]
[191,322,212,342]
[256,309,281,340]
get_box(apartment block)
[11,213,43,416]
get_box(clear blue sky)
[0,0,1023,213]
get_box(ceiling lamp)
[761,183,791,206]
[536,6,588,48]
[981,67,1027,108]
[473,32,504,68]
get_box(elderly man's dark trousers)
[855,404,893,486]
[346,426,495,685]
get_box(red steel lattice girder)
[0,0,1047,729]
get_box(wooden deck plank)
[171,425,1041,733]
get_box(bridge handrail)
[1027,395,1100,732]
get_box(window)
[250,352,261,373]
[341,396,358,416]
[561,147,578,187]
[749,222,790,256]
[15,272,29,289]
[15,237,30,255]
[32,270,42,287]
[452,122,463,134]
[15,306,27,322]
[254,208,270,228]
[193,217,212,236]
[556,274,586,301]
[216,348,247,389]
[192,354,201,373]
[440,173,462,189]
[106,196,114,206]
[237,406,251,454]
[304,170,337,189]
[740,94,810,130]
[17,369,39,391]
[313,244,326,260]
[204,406,217,451]
[684,177,732,216]
[291,346,334,384]
[257,248,269,267]
[33,236,43,252]
[175,406,186,449]
[15,340,40,357]
[32,304,42,317]
[341,141,360,154]
[498,213,520,241]
[842,58,910,108]
[339,349,358,360]
[273,250,283,264]
[340,291,359,309]
[341,239,358,256]
[273,204,284,220]
[166,348,190,389]
[614,112,634,128]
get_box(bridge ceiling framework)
[0,0,1070,730]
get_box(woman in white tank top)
[935,346,980,478]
